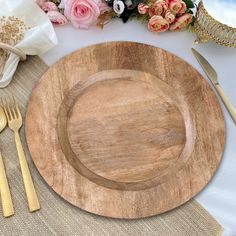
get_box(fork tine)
[9,96,17,119]
[12,96,21,118]
[1,98,8,120]
[0,98,9,121]
[3,98,13,121]
[8,98,15,119]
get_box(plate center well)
[66,70,186,183]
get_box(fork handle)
[14,131,40,212]
[0,152,14,217]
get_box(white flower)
[113,0,125,15]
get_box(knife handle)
[0,152,14,217]
[215,84,236,123]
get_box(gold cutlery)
[0,106,14,217]
[192,48,236,124]
[3,98,40,212]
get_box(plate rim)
[25,41,226,219]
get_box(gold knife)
[192,48,236,124]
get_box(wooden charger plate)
[25,42,225,219]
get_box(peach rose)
[64,0,101,29]
[148,15,169,33]
[178,1,186,14]
[166,0,186,14]
[165,10,175,24]
[170,13,192,30]
[149,0,167,17]
[138,3,149,15]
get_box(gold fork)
[3,97,40,212]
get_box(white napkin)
[0,0,58,88]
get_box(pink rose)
[166,0,186,14]
[149,0,167,17]
[47,11,69,25]
[148,15,169,33]
[164,10,175,24]
[138,3,149,15]
[170,13,192,30]
[41,2,58,12]
[64,0,101,29]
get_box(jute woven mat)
[0,56,223,236]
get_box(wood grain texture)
[25,42,225,219]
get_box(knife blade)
[191,48,236,124]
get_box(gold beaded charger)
[195,0,236,47]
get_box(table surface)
[40,19,236,236]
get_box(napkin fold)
[0,0,57,88]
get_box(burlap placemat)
[0,56,223,236]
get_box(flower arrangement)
[36,0,195,32]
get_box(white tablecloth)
[40,19,236,236]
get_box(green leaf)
[182,0,195,8]
[189,24,196,33]
[191,15,196,25]
[187,9,193,14]
[131,12,149,23]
